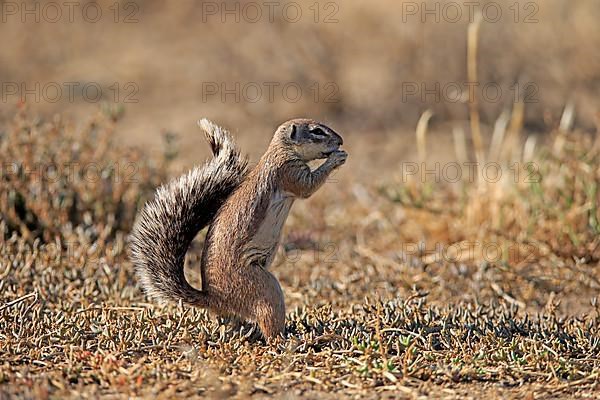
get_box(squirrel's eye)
[310,128,328,138]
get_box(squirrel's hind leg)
[246,269,286,340]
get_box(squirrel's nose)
[333,132,344,146]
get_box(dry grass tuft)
[1,110,599,399]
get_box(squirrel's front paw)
[328,150,348,168]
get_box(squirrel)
[129,118,347,339]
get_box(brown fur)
[130,118,346,339]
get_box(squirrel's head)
[274,118,344,161]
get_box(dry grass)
[1,2,600,397]
[1,106,599,399]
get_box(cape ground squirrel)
[130,118,346,339]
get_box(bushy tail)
[129,119,248,306]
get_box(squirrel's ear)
[289,124,299,143]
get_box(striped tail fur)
[129,119,248,306]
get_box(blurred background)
[1,0,599,169]
[2,3,600,395]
